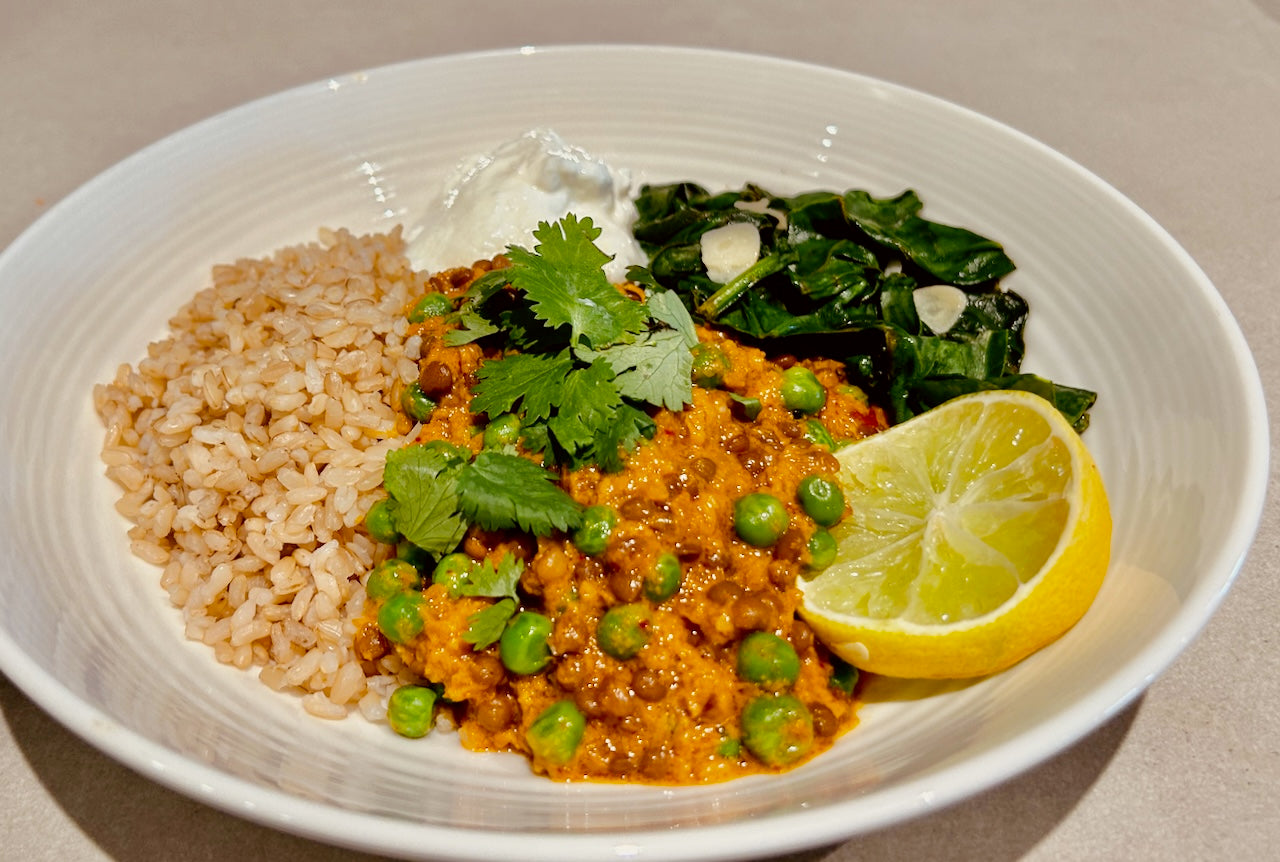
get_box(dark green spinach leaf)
[631,181,1095,430]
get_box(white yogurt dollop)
[407,128,646,282]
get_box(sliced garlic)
[733,198,789,230]
[700,222,761,284]
[913,284,968,334]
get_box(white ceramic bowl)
[0,46,1267,861]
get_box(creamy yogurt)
[407,129,646,282]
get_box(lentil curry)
[356,257,888,783]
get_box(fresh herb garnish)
[631,182,1096,430]
[453,553,524,601]
[461,214,697,468]
[380,214,693,568]
[577,290,698,411]
[463,597,517,649]
[456,451,584,535]
[504,214,650,348]
[382,442,469,556]
[470,352,575,422]
[383,441,584,555]
[451,555,524,649]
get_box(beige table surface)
[3,1,1278,860]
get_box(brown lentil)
[730,593,775,631]
[416,360,454,397]
[708,581,745,605]
[810,703,839,738]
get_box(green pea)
[642,553,683,603]
[802,419,836,451]
[482,413,521,449]
[395,540,433,571]
[432,552,474,595]
[526,700,586,766]
[363,498,401,544]
[806,529,838,571]
[847,355,876,380]
[400,381,436,422]
[499,611,554,675]
[729,393,762,421]
[407,292,453,323]
[597,603,651,660]
[387,684,437,738]
[377,591,425,644]
[365,558,422,600]
[716,736,741,758]
[740,694,814,767]
[690,343,731,389]
[837,383,870,405]
[779,366,827,414]
[733,493,790,547]
[572,505,617,556]
[829,656,861,696]
[797,475,845,527]
[736,631,801,689]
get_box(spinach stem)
[697,253,791,320]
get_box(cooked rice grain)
[94,228,422,718]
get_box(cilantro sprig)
[382,442,470,555]
[382,442,583,556]
[456,451,584,535]
[375,215,698,632]
[459,214,697,470]
[463,598,517,649]
[504,215,651,348]
[469,352,573,422]
[445,555,525,649]
[451,553,525,601]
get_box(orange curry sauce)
[357,260,888,783]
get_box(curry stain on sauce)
[357,259,887,784]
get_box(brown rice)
[93,227,425,721]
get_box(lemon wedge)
[799,389,1111,679]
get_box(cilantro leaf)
[384,440,469,493]
[463,597,517,649]
[518,420,550,455]
[595,404,657,473]
[456,450,583,535]
[455,554,525,600]
[546,360,622,461]
[445,268,519,346]
[584,329,694,411]
[647,289,699,346]
[496,303,570,354]
[444,305,498,346]
[505,215,649,348]
[434,217,690,480]
[383,442,470,555]
[575,289,697,411]
[470,352,573,422]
